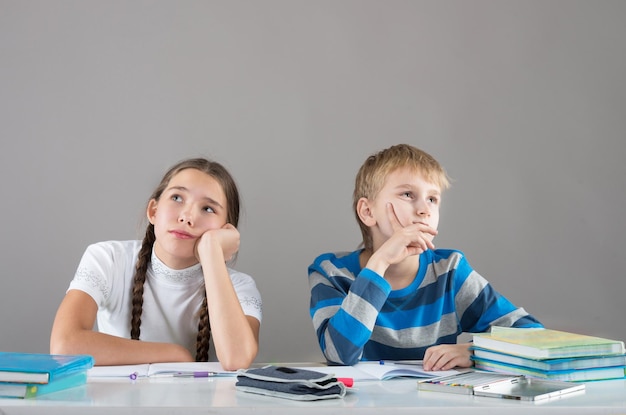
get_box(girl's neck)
[153,242,199,270]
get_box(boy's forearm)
[311,269,391,364]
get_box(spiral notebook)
[417,371,585,401]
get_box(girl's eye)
[171,195,183,202]
[203,206,215,213]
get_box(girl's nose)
[178,211,194,226]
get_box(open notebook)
[291,361,461,381]
[88,360,458,381]
[88,362,235,379]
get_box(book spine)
[25,372,88,398]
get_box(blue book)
[0,352,94,384]
[472,346,626,371]
[0,371,87,399]
[472,357,626,382]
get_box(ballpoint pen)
[148,371,219,378]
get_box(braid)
[195,290,211,361]
[133,157,239,358]
[130,225,156,340]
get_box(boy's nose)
[416,201,430,216]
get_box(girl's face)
[147,168,228,269]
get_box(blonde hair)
[352,144,450,251]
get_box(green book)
[472,327,626,359]
[0,352,94,384]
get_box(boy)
[308,144,542,370]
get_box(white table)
[1,373,625,414]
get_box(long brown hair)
[130,158,241,361]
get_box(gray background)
[1,0,625,364]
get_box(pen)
[176,371,216,378]
[157,371,218,378]
[379,359,424,365]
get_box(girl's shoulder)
[83,240,142,261]
[87,239,141,249]
[226,267,258,287]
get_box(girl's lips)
[170,230,194,239]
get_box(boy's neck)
[359,249,420,291]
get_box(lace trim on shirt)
[74,267,111,300]
[150,249,202,283]
[240,296,263,315]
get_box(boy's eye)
[171,195,183,202]
[429,196,439,204]
[402,191,413,199]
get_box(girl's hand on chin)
[195,224,240,262]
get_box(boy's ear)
[356,197,377,227]
[147,199,157,224]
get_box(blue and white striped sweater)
[308,249,542,365]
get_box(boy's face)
[368,167,441,247]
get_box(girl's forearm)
[51,329,193,366]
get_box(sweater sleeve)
[308,255,391,365]
[451,253,543,332]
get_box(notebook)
[0,352,94,384]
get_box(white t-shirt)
[68,240,262,360]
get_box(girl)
[50,158,261,370]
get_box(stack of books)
[471,327,626,382]
[0,351,94,398]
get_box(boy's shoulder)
[309,250,361,274]
[312,250,358,262]
[426,248,473,274]
[429,248,465,259]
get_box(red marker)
[337,377,354,387]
